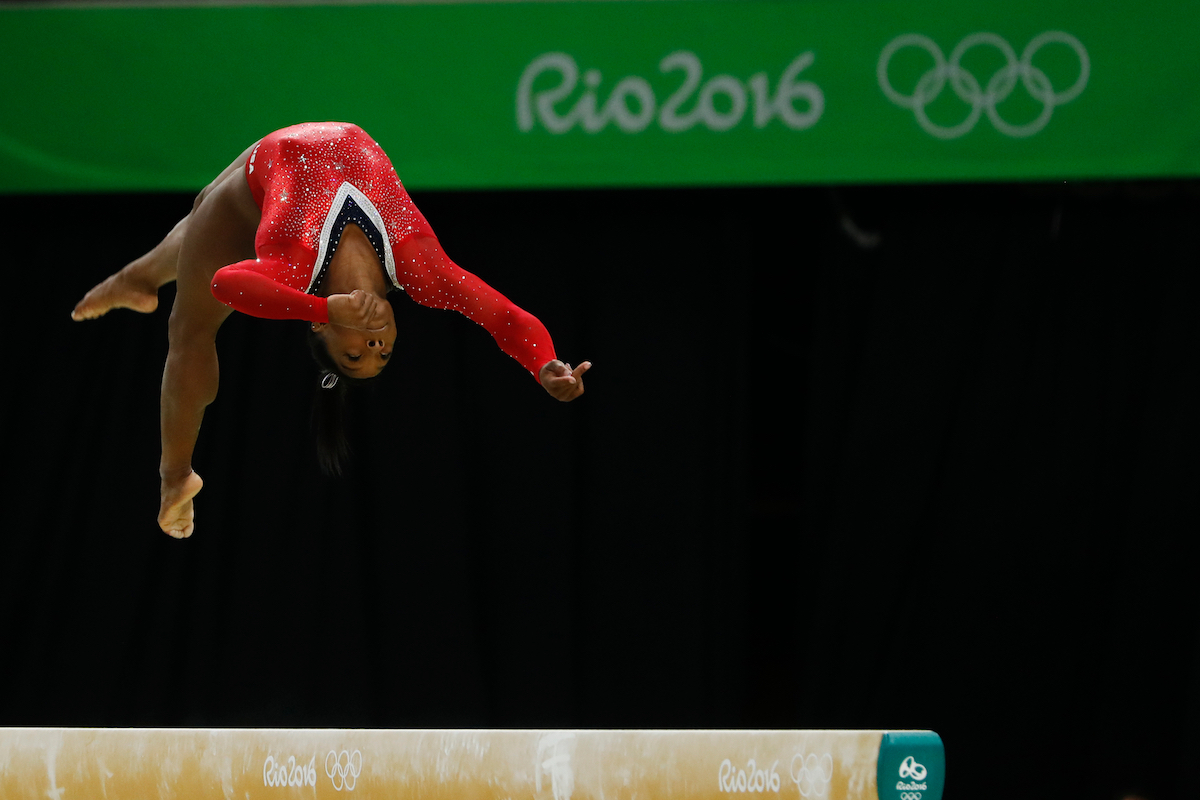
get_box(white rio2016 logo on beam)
[895,755,928,799]
[262,755,317,788]
[718,758,781,793]
[877,31,1089,138]
[518,51,824,134]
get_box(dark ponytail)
[306,327,374,476]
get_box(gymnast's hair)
[306,327,376,476]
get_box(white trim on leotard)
[308,181,397,293]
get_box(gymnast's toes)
[72,273,159,320]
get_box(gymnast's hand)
[158,469,204,539]
[540,359,591,402]
[327,290,390,331]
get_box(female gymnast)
[72,122,590,539]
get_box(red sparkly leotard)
[210,122,555,379]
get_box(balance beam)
[0,728,943,800]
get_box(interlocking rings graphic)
[899,793,923,800]
[325,749,363,792]
[898,756,927,782]
[878,31,1089,138]
[790,753,833,798]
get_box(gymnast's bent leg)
[72,143,257,321]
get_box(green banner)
[2,0,1198,191]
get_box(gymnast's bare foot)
[71,267,160,320]
[158,470,204,539]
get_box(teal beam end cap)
[876,731,945,800]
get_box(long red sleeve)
[210,261,329,323]
[210,241,556,381]
[395,235,556,381]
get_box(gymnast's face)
[315,303,396,378]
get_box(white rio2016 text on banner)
[718,758,781,793]
[518,51,824,134]
[262,755,317,788]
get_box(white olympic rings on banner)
[899,793,923,800]
[325,749,363,791]
[790,753,833,798]
[878,31,1089,138]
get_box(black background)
[1,180,1197,800]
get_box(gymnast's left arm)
[395,234,591,401]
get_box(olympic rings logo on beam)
[790,753,833,798]
[877,31,1089,138]
[899,793,923,800]
[325,749,363,792]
